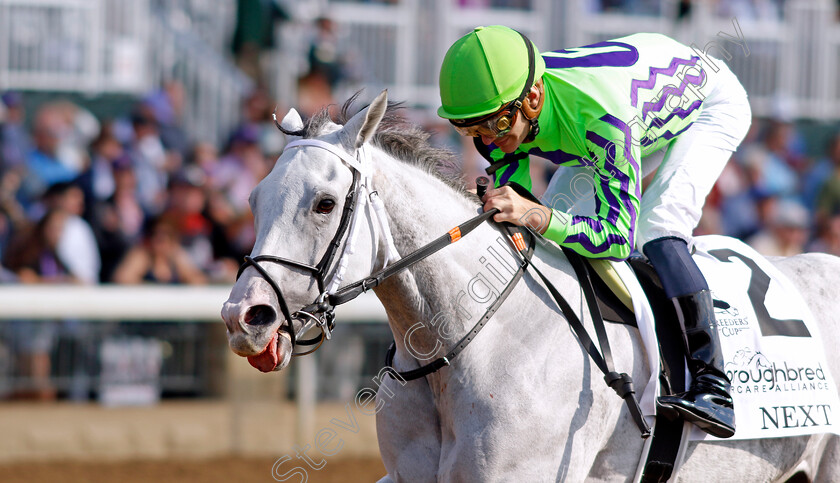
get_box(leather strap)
[385,225,534,381]
[528,250,651,436]
[328,208,499,307]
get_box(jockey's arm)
[479,124,642,261]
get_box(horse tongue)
[248,332,279,373]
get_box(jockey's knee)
[642,237,709,298]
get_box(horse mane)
[276,92,469,196]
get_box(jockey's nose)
[480,134,495,146]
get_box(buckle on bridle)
[294,292,335,343]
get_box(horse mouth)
[247,330,292,372]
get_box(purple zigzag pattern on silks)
[649,99,702,129]
[656,122,695,142]
[641,121,695,147]
[558,121,637,258]
[640,65,704,121]
[571,215,610,232]
[580,140,622,226]
[564,232,629,261]
[527,147,587,166]
[630,56,700,107]
[498,160,520,186]
[587,114,640,247]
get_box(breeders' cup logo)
[713,297,750,337]
[725,347,830,394]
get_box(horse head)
[221,90,391,372]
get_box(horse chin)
[246,330,293,373]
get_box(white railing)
[0,0,113,92]
[0,0,252,146]
[4,0,840,126]
[0,284,388,442]
[0,284,386,322]
[147,10,254,146]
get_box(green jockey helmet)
[438,25,545,120]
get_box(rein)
[240,139,649,436]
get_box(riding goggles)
[449,101,520,138]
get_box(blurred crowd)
[0,85,285,288]
[699,117,840,259]
[1,81,838,291]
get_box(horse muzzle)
[222,266,335,373]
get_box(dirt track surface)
[0,456,387,483]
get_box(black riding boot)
[643,237,735,439]
[657,290,735,438]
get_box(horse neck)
[368,149,524,357]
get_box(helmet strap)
[515,30,539,143]
[524,117,540,143]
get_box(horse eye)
[316,198,336,214]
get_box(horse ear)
[279,108,304,132]
[342,90,388,151]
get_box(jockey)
[437,25,751,439]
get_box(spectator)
[297,16,356,118]
[746,198,811,257]
[93,156,144,282]
[18,109,78,212]
[4,209,77,283]
[814,138,840,226]
[129,105,171,216]
[41,182,101,285]
[162,166,214,273]
[0,91,31,173]
[802,132,840,211]
[49,100,100,175]
[77,122,124,219]
[191,141,221,181]
[808,213,840,256]
[142,81,190,157]
[714,160,759,238]
[739,120,801,200]
[231,0,290,84]
[112,215,207,285]
[210,124,269,214]
[307,17,347,91]
[3,205,95,401]
[205,189,247,283]
[240,88,286,157]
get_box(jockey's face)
[480,108,531,153]
[478,80,543,154]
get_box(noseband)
[237,139,387,356]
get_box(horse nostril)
[244,305,277,326]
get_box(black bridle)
[236,142,361,355]
[236,139,504,358]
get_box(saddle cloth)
[593,235,840,441]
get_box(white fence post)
[295,355,318,447]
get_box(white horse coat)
[222,91,840,482]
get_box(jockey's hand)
[481,186,553,235]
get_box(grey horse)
[221,90,840,482]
